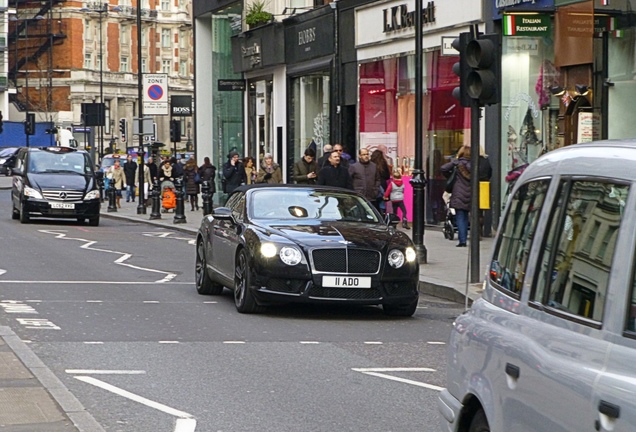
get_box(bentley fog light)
[279,246,302,266]
[388,249,405,268]
[24,186,43,199]
[405,247,417,263]
[260,243,277,258]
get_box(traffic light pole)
[470,102,481,284]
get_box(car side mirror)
[11,166,23,176]
[385,213,400,226]
[213,207,235,222]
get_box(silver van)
[439,141,636,432]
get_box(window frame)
[529,175,630,329]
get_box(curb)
[0,326,105,432]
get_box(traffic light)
[170,119,181,142]
[0,111,3,134]
[25,113,35,135]
[119,118,127,143]
[451,32,474,108]
[465,33,500,106]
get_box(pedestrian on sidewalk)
[108,159,126,208]
[316,151,352,189]
[136,163,152,206]
[199,156,217,202]
[184,156,200,211]
[384,170,409,229]
[349,148,380,207]
[223,151,246,196]
[147,156,158,183]
[293,148,317,184]
[256,153,283,184]
[123,154,137,203]
[371,149,391,216]
[243,156,257,185]
[441,145,471,247]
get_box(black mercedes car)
[195,185,419,315]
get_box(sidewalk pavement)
[0,175,491,429]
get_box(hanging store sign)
[171,95,193,117]
[218,79,246,91]
[503,14,551,36]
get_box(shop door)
[248,79,273,167]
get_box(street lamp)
[11,14,45,147]
[81,3,121,161]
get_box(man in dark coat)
[316,151,353,190]
[349,148,380,205]
[147,156,158,183]
[293,148,317,184]
[123,154,137,202]
[223,151,247,195]
[317,144,332,171]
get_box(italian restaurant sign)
[503,14,551,37]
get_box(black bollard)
[201,180,213,215]
[107,179,117,212]
[173,177,187,224]
[149,179,162,220]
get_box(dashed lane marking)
[65,369,146,374]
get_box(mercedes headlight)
[84,190,100,200]
[388,249,406,268]
[24,186,43,199]
[279,246,302,266]
[405,247,417,263]
[260,243,277,258]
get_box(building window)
[162,29,171,48]
[162,60,171,74]
[142,58,147,73]
[96,54,101,71]
[121,26,129,44]
[84,53,92,69]
[179,60,187,76]
[179,30,187,49]
[84,20,93,42]
[120,56,129,72]
[161,0,170,10]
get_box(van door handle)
[599,400,620,419]
[505,363,520,379]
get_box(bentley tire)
[383,297,418,317]
[88,216,100,227]
[19,204,29,224]
[195,239,223,295]
[234,249,263,314]
[11,205,19,220]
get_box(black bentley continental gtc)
[195,184,420,316]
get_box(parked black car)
[195,184,420,315]
[0,147,20,176]
[10,146,101,225]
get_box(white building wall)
[194,16,214,160]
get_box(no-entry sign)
[143,74,168,115]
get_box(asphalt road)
[0,190,464,432]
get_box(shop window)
[532,180,628,323]
[490,179,550,296]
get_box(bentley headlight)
[260,243,277,258]
[0,158,6,164]
[84,190,100,200]
[388,249,405,268]
[405,247,417,263]
[24,186,43,199]
[279,246,302,266]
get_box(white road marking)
[0,269,6,276]
[352,367,443,392]
[26,299,42,302]
[74,376,196,431]
[223,341,245,344]
[87,300,103,303]
[38,230,178,283]
[300,341,320,344]
[363,341,383,345]
[83,342,104,344]
[159,341,179,344]
[143,232,196,245]
[427,341,446,345]
[203,301,217,304]
[143,301,160,303]
[353,367,436,372]
[16,318,60,330]
[66,369,146,375]
[0,280,192,285]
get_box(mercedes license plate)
[322,276,371,289]
[50,203,75,209]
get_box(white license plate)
[322,276,371,289]
[50,203,75,209]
